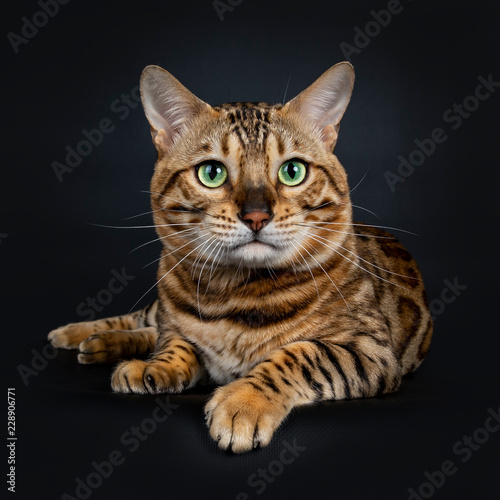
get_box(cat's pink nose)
[242,211,270,232]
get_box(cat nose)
[241,211,271,233]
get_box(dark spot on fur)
[382,244,412,262]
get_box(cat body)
[49,62,432,453]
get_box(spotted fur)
[49,62,432,453]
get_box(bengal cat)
[48,62,432,453]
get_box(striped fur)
[49,62,432,453]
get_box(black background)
[2,1,500,499]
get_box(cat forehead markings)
[214,102,285,153]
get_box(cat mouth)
[224,236,288,268]
[231,239,277,251]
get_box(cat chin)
[226,241,289,269]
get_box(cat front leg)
[48,301,159,363]
[111,335,204,394]
[48,301,158,349]
[48,314,139,349]
[205,335,401,453]
[78,327,158,364]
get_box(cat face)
[141,63,355,270]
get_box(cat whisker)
[344,169,369,197]
[303,231,407,289]
[204,241,226,296]
[143,190,218,219]
[121,207,165,220]
[291,198,381,222]
[189,235,217,278]
[196,239,224,319]
[207,247,233,315]
[294,223,395,240]
[312,232,420,281]
[265,256,279,283]
[127,236,217,314]
[189,250,204,281]
[189,236,218,279]
[289,240,320,300]
[196,237,222,278]
[299,221,419,237]
[282,72,292,105]
[123,206,212,221]
[243,265,252,289]
[291,254,301,282]
[90,222,207,230]
[142,231,213,268]
[292,200,337,218]
[298,238,352,316]
[225,252,247,296]
[349,204,381,220]
[129,227,199,254]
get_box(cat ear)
[285,62,355,149]
[140,66,211,154]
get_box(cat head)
[140,62,355,270]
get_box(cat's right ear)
[140,66,211,154]
[284,62,355,150]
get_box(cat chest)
[181,318,282,384]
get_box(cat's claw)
[111,359,186,394]
[204,379,284,453]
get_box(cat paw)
[111,359,187,394]
[204,379,285,453]
[48,322,95,349]
[78,332,123,364]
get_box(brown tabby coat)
[49,62,432,453]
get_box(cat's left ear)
[284,62,355,150]
[140,66,212,154]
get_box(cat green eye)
[197,161,228,188]
[278,160,307,186]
